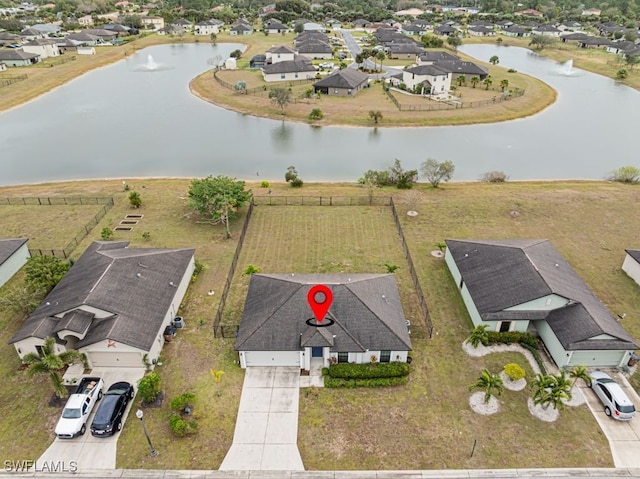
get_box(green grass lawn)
[2,179,639,470]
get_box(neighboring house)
[261,56,316,82]
[78,15,94,27]
[29,24,61,35]
[10,241,195,369]
[582,8,601,16]
[142,16,165,30]
[303,22,324,32]
[622,249,640,287]
[266,44,296,63]
[468,25,495,36]
[578,37,611,48]
[606,41,637,54]
[19,28,45,41]
[0,239,29,289]
[67,32,103,45]
[416,51,460,65]
[235,274,412,369]
[387,42,425,59]
[436,60,489,81]
[313,68,369,96]
[81,29,118,41]
[325,18,342,30]
[515,8,544,16]
[55,38,83,52]
[194,19,221,35]
[532,24,562,36]
[0,33,20,43]
[558,21,583,32]
[230,22,253,35]
[403,23,428,36]
[0,50,41,66]
[353,19,369,29]
[171,18,193,30]
[560,32,589,43]
[434,24,456,36]
[22,38,60,59]
[296,39,333,59]
[445,239,638,368]
[263,18,289,34]
[391,64,451,95]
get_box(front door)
[311,347,323,358]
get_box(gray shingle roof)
[418,51,459,62]
[626,249,640,263]
[0,239,27,266]
[435,60,488,76]
[0,50,40,61]
[236,274,412,353]
[263,57,315,74]
[10,241,194,352]
[313,68,369,89]
[406,64,450,76]
[446,239,638,351]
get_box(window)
[334,89,338,94]
[459,278,464,289]
[347,89,352,95]
[380,350,391,363]
[35,345,45,357]
[280,73,285,79]
[295,72,298,78]
[338,352,348,363]
[499,321,511,333]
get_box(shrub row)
[486,331,538,349]
[327,361,410,379]
[325,376,408,388]
[521,342,547,375]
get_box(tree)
[101,227,113,240]
[569,365,591,388]
[496,37,503,45]
[531,372,572,410]
[500,79,509,91]
[308,108,323,120]
[469,368,504,404]
[211,369,224,396]
[609,166,640,183]
[22,337,86,398]
[294,21,304,33]
[128,191,142,208]
[456,75,466,87]
[447,35,462,51]
[188,175,252,237]
[369,110,383,124]
[285,165,298,182]
[617,68,629,79]
[210,32,217,44]
[234,80,247,94]
[268,87,292,114]
[466,324,489,348]
[24,255,70,294]
[355,53,364,67]
[0,285,44,315]
[470,76,480,88]
[489,55,500,65]
[121,15,142,29]
[420,34,444,48]
[376,50,386,72]
[483,76,493,90]
[529,34,556,50]
[625,55,640,71]
[388,159,418,189]
[230,49,242,59]
[420,158,455,188]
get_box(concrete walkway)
[220,367,304,471]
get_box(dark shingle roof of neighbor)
[0,50,40,61]
[262,57,315,74]
[24,38,58,46]
[626,249,640,263]
[446,239,638,351]
[0,238,27,266]
[267,45,297,54]
[435,60,488,75]
[313,68,369,89]
[296,40,332,53]
[388,43,424,53]
[418,51,459,62]
[235,274,412,352]
[9,241,194,351]
[405,64,450,76]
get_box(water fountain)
[132,54,174,72]
[145,54,158,70]
[559,59,575,76]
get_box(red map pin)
[307,284,333,323]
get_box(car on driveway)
[55,377,103,439]
[591,371,636,420]
[90,382,135,437]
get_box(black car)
[90,382,134,437]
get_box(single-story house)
[21,38,60,59]
[230,23,253,35]
[235,273,412,369]
[263,18,289,35]
[19,28,44,41]
[313,68,369,96]
[67,32,103,46]
[9,241,195,369]
[0,50,41,67]
[468,25,495,36]
[622,249,640,287]
[303,22,324,32]
[0,239,30,289]
[325,18,342,30]
[434,24,456,36]
[387,42,425,59]
[262,56,316,82]
[296,39,333,59]
[0,32,20,43]
[532,24,562,36]
[445,239,638,368]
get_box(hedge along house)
[445,239,638,368]
[235,273,412,369]
[0,238,30,289]
[10,241,195,369]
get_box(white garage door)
[244,351,300,367]
[89,352,143,368]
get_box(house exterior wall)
[77,47,95,55]
[239,350,303,367]
[534,319,569,367]
[323,83,366,97]
[267,51,295,63]
[402,70,451,95]
[297,51,332,60]
[22,43,59,58]
[505,293,569,311]
[263,70,314,82]
[1,57,39,67]
[0,242,30,289]
[569,350,629,368]
[622,254,640,286]
[195,24,219,35]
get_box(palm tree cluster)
[530,370,573,410]
[470,368,504,404]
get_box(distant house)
[303,22,324,32]
[532,24,562,36]
[390,64,451,96]
[194,19,222,35]
[296,39,333,59]
[0,33,20,43]
[582,8,601,16]
[434,24,456,36]
[230,23,253,35]
[171,18,193,30]
[0,239,29,289]
[78,15,94,27]
[515,8,543,17]
[67,32,103,46]
[353,18,369,29]
[141,16,165,30]
[262,56,316,82]
[403,23,428,36]
[81,28,118,41]
[445,239,638,368]
[622,250,640,287]
[560,32,589,43]
[416,51,459,65]
[0,50,41,67]
[436,60,488,81]
[503,25,531,37]
[9,241,195,369]
[325,18,342,30]
[22,38,60,58]
[29,24,61,35]
[235,274,412,369]
[19,28,44,41]
[266,45,297,63]
[263,18,289,35]
[468,25,495,36]
[387,42,425,59]
[313,68,369,96]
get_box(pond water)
[0,42,637,185]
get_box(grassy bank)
[2,179,639,469]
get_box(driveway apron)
[220,367,304,471]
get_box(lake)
[0,42,637,185]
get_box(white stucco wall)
[0,242,30,289]
[263,71,314,82]
[622,254,640,287]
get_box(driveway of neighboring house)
[37,368,145,470]
[219,367,304,471]
[582,371,640,468]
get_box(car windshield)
[617,403,636,414]
[62,408,81,419]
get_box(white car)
[55,377,103,438]
[590,371,636,421]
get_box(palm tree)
[456,75,466,87]
[466,324,489,347]
[368,110,383,124]
[211,369,225,396]
[470,76,480,88]
[469,368,504,404]
[489,55,500,65]
[500,79,509,91]
[483,77,493,90]
[376,50,386,73]
[355,53,364,68]
[569,365,591,387]
[22,337,86,398]
[531,372,572,410]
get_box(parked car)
[55,377,104,438]
[90,382,135,437]
[590,371,636,420]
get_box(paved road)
[340,29,403,79]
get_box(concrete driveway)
[582,370,640,467]
[38,368,145,470]
[220,367,304,471]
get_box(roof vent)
[136,273,142,278]
[169,281,177,287]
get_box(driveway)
[582,371,640,468]
[219,367,304,471]
[37,368,145,470]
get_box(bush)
[308,108,323,120]
[325,376,408,388]
[290,177,304,187]
[507,68,517,73]
[328,361,410,379]
[191,259,205,282]
[101,227,114,240]
[609,166,640,184]
[260,180,270,188]
[24,255,70,293]
[486,331,538,349]
[170,392,195,412]
[521,342,547,375]
[321,367,329,376]
[503,363,526,381]
[169,414,187,436]
[128,190,142,208]
[481,171,508,182]
[138,372,161,404]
